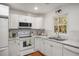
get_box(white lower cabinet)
[9,40,20,56]
[44,40,53,56]
[63,45,79,56]
[35,37,79,56]
[52,41,63,56]
[39,38,46,54]
[34,37,46,55]
[35,37,41,51]
[44,40,63,56]
[35,38,63,56]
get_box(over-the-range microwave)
[19,22,32,28]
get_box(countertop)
[33,35,79,49]
[48,39,79,49]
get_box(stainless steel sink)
[48,37,66,41]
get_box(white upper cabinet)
[32,17,43,29]
[9,13,44,29]
[18,15,26,22]
[0,4,9,16]
[18,15,32,23]
[9,14,19,29]
[26,16,32,23]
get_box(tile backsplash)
[31,29,45,36]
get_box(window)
[54,15,67,33]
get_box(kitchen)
[0,3,79,56]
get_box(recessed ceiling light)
[34,6,38,10]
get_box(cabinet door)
[52,42,63,56]
[19,15,27,22]
[45,40,63,56]
[32,17,37,29]
[32,17,43,29]
[35,38,40,51]
[35,17,43,29]
[44,40,53,56]
[9,40,20,56]
[0,4,9,16]
[26,16,32,23]
[19,15,32,23]
[63,45,79,56]
[39,38,45,53]
[9,14,18,29]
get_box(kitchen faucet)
[56,32,60,38]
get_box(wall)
[44,4,79,42]
[10,8,45,17]
[64,4,79,42]
[43,11,55,36]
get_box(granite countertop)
[33,36,79,49]
[48,39,79,49]
[32,35,47,38]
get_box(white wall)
[44,4,79,42]
[10,8,45,17]
[64,4,79,42]
[43,11,55,36]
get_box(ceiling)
[8,3,68,14]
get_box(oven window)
[19,22,28,27]
[23,41,27,47]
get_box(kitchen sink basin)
[48,37,66,41]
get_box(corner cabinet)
[34,37,63,56]
[45,40,63,56]
[32,17,44,29]
[34,37,46,54]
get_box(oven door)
[19,37,34,51]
